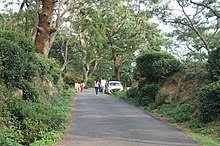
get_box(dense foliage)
[0,90,73,146]
[198,81,220,123]
[0,0,220,144]
[207,47,220,81]
[127,84,159,106]
[136,51,181,83]
[0,30,72,145]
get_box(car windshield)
[109,82,121,86]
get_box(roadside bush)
[127,87,140,98]
[126,84,159,106]
[158,101,195,123]
[136,51,181,83]
[158,103,176,118]
[0,30,69,145]
[0,38,28,86]
[126,88,141,105]
[173,102,195,122]
[198,81,220,123]
[207,47,220,81]
[188,118,203,129]
[2,90,74,145]
[0,30,34,52]
[0,30,62,100]
[27,53,52,78]
[0,128,23,146]
[138,84,159,106]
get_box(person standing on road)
[80,81,85,93]
[100,78,106,95]
[94,80,100,96]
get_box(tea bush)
[136,51,181,83]
[138,84,159,106]
[198,81,220,123]
[0,38,28,87]
[0,30,34,52]
[158,103,176,118]
[126,87,140,98]
[0,30,71,145]
[207,47,220,81]
[173,102,195,122]
[126,84,159,106]
[1,90,74,145]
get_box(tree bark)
[114,66,121,81]
[112,47,122,81]
[82,63,90,85]
[34,0,56,57]
[32,0,40,43]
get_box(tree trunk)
[83,64,89,85]
[114,66,121,81]
[112,47,121,81]
[32,0,40,43]
[88,59,99,78]
[34,0,56,57]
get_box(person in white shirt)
[100,78,106,95]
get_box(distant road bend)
[56,90,198,146]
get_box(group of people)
[94,78,106,96]
[74,78,107,95]
[75,81,85,93]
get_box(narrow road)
[55,90,198,146]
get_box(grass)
[186,130,220,146]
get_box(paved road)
[55,90,198,146]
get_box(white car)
[106,81,123,93]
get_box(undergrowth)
[0,90,74,146]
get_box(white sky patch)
[0,0,20,13]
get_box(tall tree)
[102,0,165,81]
[75,5,108,83]
[2,0,98,57]
[34,0,57,56]
[153,0,220,60]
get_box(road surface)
[55,89,198,146]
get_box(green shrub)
[2,90,73,145]
[0,30,62,101]
[0,128,23,146]
[126,87,140,98]
[145,103,160,111]
[207,47,220,81]
[174,103,195,122]
[158,103,176,118]
[19,81,39,102]
[0,38,28,86]
[126,84,159,106]
[0,30,34,52]
[139,84,159,106]
[198,81,220,123]
[189,118,203,130]
[136,51,181,83]
[0,30,69,145]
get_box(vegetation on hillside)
[115,49,220,144]
[0,30,74,145]
[0,0,219,145]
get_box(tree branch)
[12,0,27,30]
[190,0,220,18]
[176,0,210,53]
